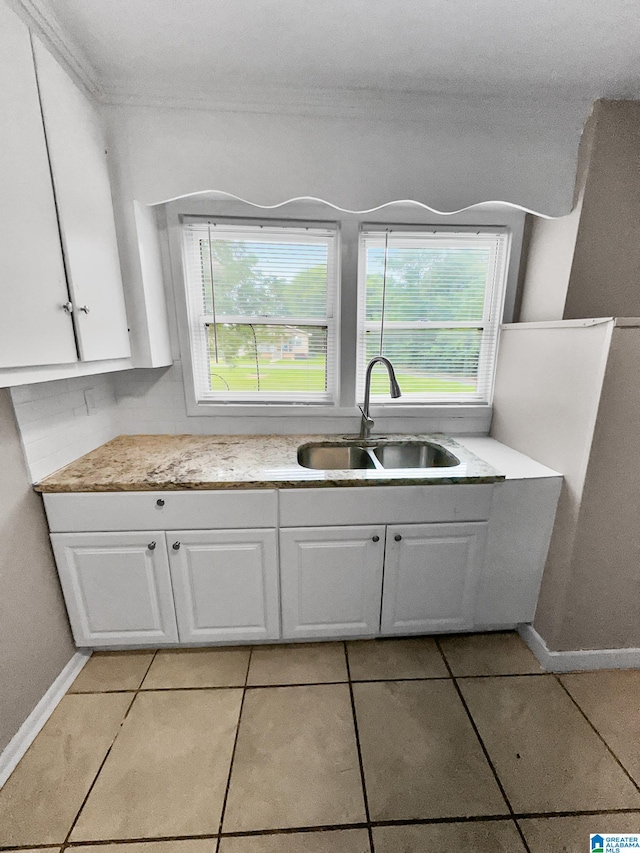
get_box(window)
[174,202,520,418]
[357,229,509,405]
[182,220,338,403]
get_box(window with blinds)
[182,220,338,403]
[357,229,509,404]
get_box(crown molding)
[100,83,591,126]
[7,0,101,98]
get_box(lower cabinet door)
[167,529,280,643]
[280,525,385,639]
[50,532,179,647]
[381,522,488,635]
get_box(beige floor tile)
[346,637,448,680]
[69,652,155,692]
[560,671,640,783]
[142,647,250,689]
[519,814,640,853]
[0,693,132,846]
[71,689,242,840]
[219,829,371,852]
[439,632,542,676]
[459,675,640,813]
[353,680,508,820]
[73,844,215,853]
[374,820,527,853]
[223,684,366,831]
[246,642,347,686]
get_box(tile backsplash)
[11,375,120,482]
[10,361,491,482]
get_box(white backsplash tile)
[10,359,491,481]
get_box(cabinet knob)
[78,305,90,314]
[372,535,380,542]
[172,541,181,550]
[394,534,402,541]
[147,541,156,551]
[156,498,165,507]
[61,301,73,314]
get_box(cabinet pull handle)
[61,301,74,314]
[156,498,165,507]
[172,541,181,550]
[394,534,402,541]
[78,305,90,314]
[372,535,380,542]
[147,541,156,551]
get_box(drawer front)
[279,484,494,527]
[44,490,277,532]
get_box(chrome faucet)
[359,356,402,439]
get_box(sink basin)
[297,440,460,471]
[297,444,376,470]
[372,441,460,469]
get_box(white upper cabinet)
[0,3,77,368]
[32,37,131,362]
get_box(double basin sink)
[297,439,461,471]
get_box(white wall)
[518,197,584,322]
[490,318,614,649]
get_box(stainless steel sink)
[297,440,460,471]
[297,444,376,470]
[372,441,460,469]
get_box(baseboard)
[519,625,640,672]
[0,650,91,789]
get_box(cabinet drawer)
[44,490,277,532]
[279,484,493,527]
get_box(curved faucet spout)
[359,356,402,439]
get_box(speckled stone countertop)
[34,433,505,493]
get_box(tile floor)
[1,632,640,852]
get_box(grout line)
[64,671,551,697]
[434,639,533,853]
[343,641,376,853]
[137,649,159,691]
[58,651,159,849]
[554,674,640,795]
[7,808,640,850]
[58,691,139,851]
[214,645,253,853]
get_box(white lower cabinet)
[50,532,179,647]
[168,529,279,643]
[381,522,488,635]
[280,526,385,639]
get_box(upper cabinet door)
[32,38,131,362]
[0,5,77,368]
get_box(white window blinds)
[182,220,338,403]
[357,230,509,404]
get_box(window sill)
[186,402,492,419]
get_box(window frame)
[165,199,524,422]
[356,227,510,406]
[181,218,340,405]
